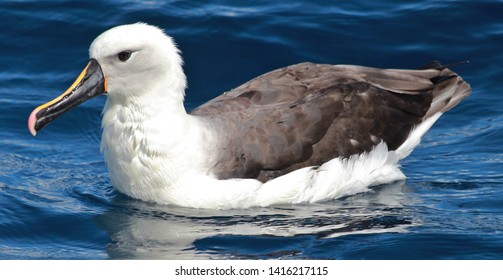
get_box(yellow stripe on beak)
[33,61,92,114]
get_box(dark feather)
[191,62,471,182]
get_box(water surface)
[1,0,502,259]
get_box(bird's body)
[29,23,471,209]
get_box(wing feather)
[190,62,470,181]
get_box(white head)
[29,23,187,135]
[90,23,187,104]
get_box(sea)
[0,0,502,260]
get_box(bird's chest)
[101,121,154,189]
[100,113,187,200]
[100,114,210,202]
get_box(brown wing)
[190,62,470,182]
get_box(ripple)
[90,182,419,259]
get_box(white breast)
[100,99,213,204]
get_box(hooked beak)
[28,59,107,136]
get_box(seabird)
[28,23,471,209]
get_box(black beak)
[28,59,106,136]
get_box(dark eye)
[117,51,132,62]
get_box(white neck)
[100,84,216,203]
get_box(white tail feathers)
[395,112,442,159]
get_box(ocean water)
[1,0,502,259]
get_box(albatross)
[28,23,471,209]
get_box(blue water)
[1,0,502,259]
